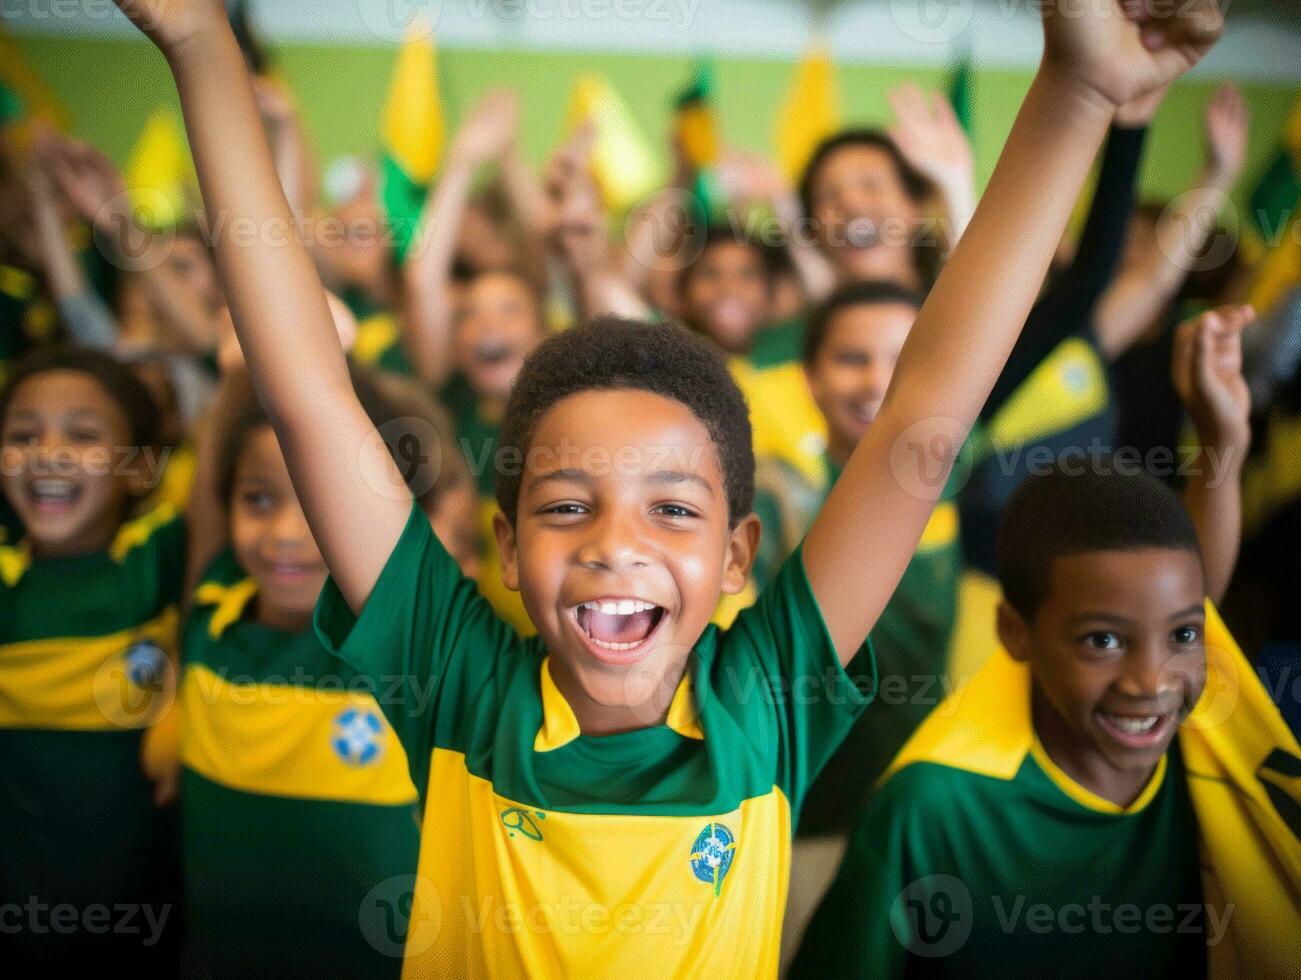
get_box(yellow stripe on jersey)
[401,748,790,978]
[0,539,31,587]
[918,500,959,552]
[352,312,401,365]
[0,608,178,730]
[194,576,261,639]
[109,503,180,562]
[988,337,1108,450]
[179,663,417,806]
[731,360,826,485]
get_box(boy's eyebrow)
[645,470,712,492]
[1168,603,1207,621]
[1064,612,1134,628]
[528,468,592,492]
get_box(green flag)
[673,59,724,223]
[1248,97,1301,242]
[948,51,973,135]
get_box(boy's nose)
[577,513,651,573]
[1115,645,1180,701]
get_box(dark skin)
[494,389,760,735]
[0,371,153,559]
[998,548,1207,808]
[682,242,774,356]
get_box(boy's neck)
[253,596,312,634]
[549,656,680,737]
[29,522,118,561]
[1031,686,1161,809]
[825,436,855,472]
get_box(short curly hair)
[996,464,1202,621]
[496,317,754,526]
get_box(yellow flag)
[380,19,443,258]
[381,19,443,186]
[124,107,195,230]
[774,46,841,183]
[566,73,658,213]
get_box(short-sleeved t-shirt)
[315,501,875,975]
[0,506,185,962]
[179,550,420,976]
[790,648,1208,980]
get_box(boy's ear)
[492,510,521,592]
[997,599,1032,663]
[721,513,761,596]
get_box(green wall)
[13,33,1300,217]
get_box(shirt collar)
[534,656,704,752]
[193,577,259,639]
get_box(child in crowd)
[0,346,184,967]
[178,362,475,975]
[792,306,1298,977]
[117,0,1224,975]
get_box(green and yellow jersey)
[0,504,184,961]
[314,501,876,976]
[179,551,421,975]
[792,606,1301,979]
[753,452,962,834]
[730,318,827,488]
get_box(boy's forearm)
[884,67,1113,437]
[806,66,1113,660]
[166,27,351,409]
[1183,444,1244,604]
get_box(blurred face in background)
[682,241,773,356]
[454,271,545,404]
[806,300,918,461]
[808,144,923,290]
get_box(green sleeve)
[715,543,875,817]
[313,500,523,792]
[791,764,954,979]
[750,486,785,592]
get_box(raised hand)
[38,133,130,233]
[886,83,974,198]
[109,0,226,54]
[449,88,520,169]
[1173,304,1254,451]
[1204,84,1249,183]
[1042,0,1224,110]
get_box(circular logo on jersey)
[93,639,175,728]
[689,823,736,896]
[332,708,385,767]
[889,874,973,958]
[1060,359,1090,395]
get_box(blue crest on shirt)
[331,707,383,767]
[123,640,167,691]
[689,823,737,896]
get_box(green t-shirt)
[0,507,185,962]
[313,500,875,974]
[753,452,963,834]
[179,551,420,976]
[791,744,1206,979]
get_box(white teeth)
[31,479,76,500]
[579,599,657,614]
[588,637,641,651]
[1102,714,1161,734]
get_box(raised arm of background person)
[112,0,410,611]
[1094,84,1248,360]
[400,88,519,386]
[1174,304,1253,604]
[803,0,1224,664]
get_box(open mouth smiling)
[568,598,669,664]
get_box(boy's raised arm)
[804,0,1223,664]
[113,0,410,611]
